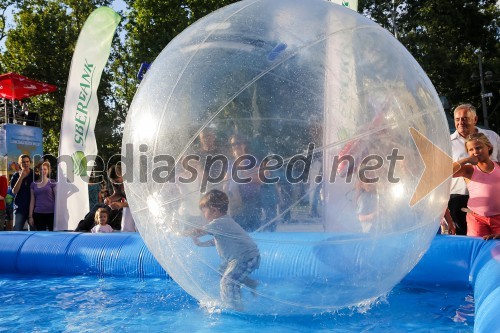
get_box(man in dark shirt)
[105,163,136,231]
[10,154,34,231]
[75,163,127,232]
[104,163,127,210]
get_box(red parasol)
[0,72,57,100]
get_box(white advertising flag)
[55,7,120,230]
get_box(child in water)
[191,189,260,310]
[91,208,114,233]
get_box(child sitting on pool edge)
[191,189,260,310]
[91,208,114,233]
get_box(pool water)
[0,275,474,332]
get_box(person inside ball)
[190,189,260,310]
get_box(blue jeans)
[14,211,31,231]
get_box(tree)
[0,0,120,159]
[109,0,240,132]
[2,0,242,162]
[0,1,78,154]
[3,0,497,160]
[401,1,498,114]
[359,0,500,131]
[0,0,22,53]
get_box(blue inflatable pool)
[0,232,497,332]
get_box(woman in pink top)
[453,133,500,238]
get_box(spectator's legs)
[13,211,28,231]
[490,215,500,235]
[33,213,54,231]
[278,181,293,223]
[5,208,13,231]
[448,194,469,235]
[466,212,491,237]
[47,213,54,231]
[0,209,5,231]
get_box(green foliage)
[116,0,240,101]
[0,0,118,159]
[0,1,22,50]
[400,1,499,109]
[1,0,498,162]
[0,1,78,155]
[184,0,240,23]
[359,0,500,130]
[109,0,240,152]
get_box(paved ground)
[274,204,325,232]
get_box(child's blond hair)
[94,208,109,225]
[465,133,493,156]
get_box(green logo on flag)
[72,150,87,176]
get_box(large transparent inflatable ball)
[123,0,451,314]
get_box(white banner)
[55,7,120,230]
[328,0,358,11]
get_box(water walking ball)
[122,0,451,315]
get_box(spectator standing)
[11,155,34,231]
[105,163,135,231]
[198,127,225,192]
[224,134,262,232]
[453,133,500,238]
[5,187,14,231]
[88,174,101,210]
[449,104,500,235]
[29,161,57,231]
[356,178,378,233]
[33,163,40,182]
[99,183,109,204]
[0,175,7,230]
[105,165,126,206]
[176,157,204,234]
[259,169,279,231]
